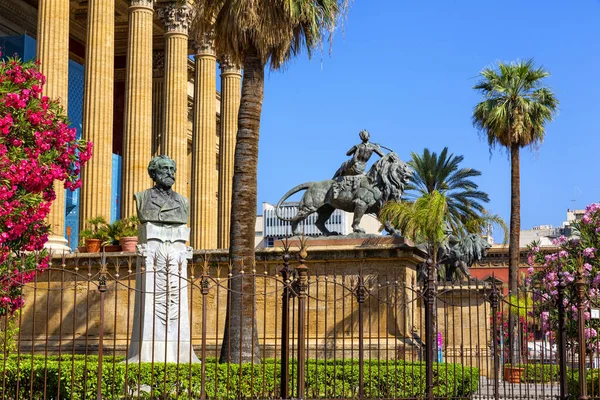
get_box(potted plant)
[103,219,124,252]
[503,364,525,383]
[79,216,110,253]
[118,216,139,253]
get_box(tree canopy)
[472,59,558,151]
[405,147,489,237]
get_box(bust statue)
[127,155,199,363]
[134,155,189,225]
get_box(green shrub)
[0,356,479,399]
[0,311,20,355]
[516,363,560,383]
[568,369,600,399]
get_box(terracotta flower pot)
[120,236,138,253]
[503,366,524,383]
[103,244,122,253]
[85,238,101,253]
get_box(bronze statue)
[438,233,491,280]
[418,234,491,281]
[134,155,189,225]
[332,129,384,179]
[276,152,411,236]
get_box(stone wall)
[15,242,493,374]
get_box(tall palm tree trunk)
[509,144,520,295]
[220,44,264,363]
[508,143,521,364]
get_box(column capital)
[219,54,242,74]
[153,51,165,78]
[158,3,192,35]
[193,29,216,57]
[129,0,154,9]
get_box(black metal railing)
[0,248,596,399]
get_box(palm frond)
[192,0,349,70]
[472,59,558,150]
[405,147,489,238]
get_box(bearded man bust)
[134,155,189,225]
[127,155,199,363]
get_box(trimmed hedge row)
[568,369,600,399]
[515,363,560,383]
[0,356,479,399]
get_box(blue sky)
[254,0,600,241]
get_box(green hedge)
[0,356,479,399]
[567,369,600,399]
[515,363,560,383]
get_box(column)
[80,0,114,227]
[37,0,70,251]
[217,55,242,249]
[152,52,165,156]
[190,31,217,249]
[158,3,191,197]
[121,0,154,219]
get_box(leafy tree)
[472,59,558,296]
[528,203,600,354]
[473,59,558,365]
[406,147,490,237]
[192,0,349,363]
[0,54,91,315]
[381,190,448,264]
[381,148,506,268]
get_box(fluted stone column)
[80,0,114,227]
[37,0,70,251]
[152,52,165,156]
[122,0,154,219]
[217,55,242,249]
[158,3,191,197]
[190,32,217,249]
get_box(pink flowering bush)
[491,309,534,360]
[527,203,600,353]
[0,52,92,315]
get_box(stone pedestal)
[44,235,71,254]
[127,222,200,363]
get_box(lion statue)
[276,152,412,236]
[438,233,491,281]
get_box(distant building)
[256,202,382,248]
[255,215,265,249]
[519,209,583,247]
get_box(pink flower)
[0,57,92,315]
[584,248,596,258]
[558,250,569,258]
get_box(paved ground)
[474,377,560,399]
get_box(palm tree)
[473,59,558,365]
[472,59,558,296]
[406,147,490,237]
[382,147,507,263]
[192,0,349,363]
[381,190,448,264]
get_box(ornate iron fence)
[0,249,596,399]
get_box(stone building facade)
[0,0,239,251]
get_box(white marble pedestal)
[127,222,200,363]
